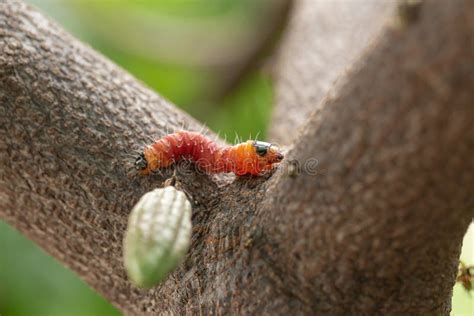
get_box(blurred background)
[0,1,472,315]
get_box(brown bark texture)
[1,0,473,315]
[268,0,396,145]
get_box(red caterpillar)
[135,131,284,176]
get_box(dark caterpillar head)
[253,141,284,162]
[135,153,148,171]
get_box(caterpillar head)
[136,146,165,175]
[135,152,148,174]
[252,140,284,167]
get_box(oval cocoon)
[123,187,192,288]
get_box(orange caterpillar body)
[135,131,283,176]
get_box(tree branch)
[258,0,474,314]
[268,0,396,145]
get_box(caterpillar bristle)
[214,130,221,143]
[232,132,240,144]
[254,131,261,142]
[197,124,207,136]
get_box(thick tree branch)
[269,0,396,145]
[258,0,474,314]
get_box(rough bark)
[259,0,474,314]
[269,0,396,145]
[1,0,473,315]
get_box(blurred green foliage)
[0,1,472,315]
[0,221,120,316]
